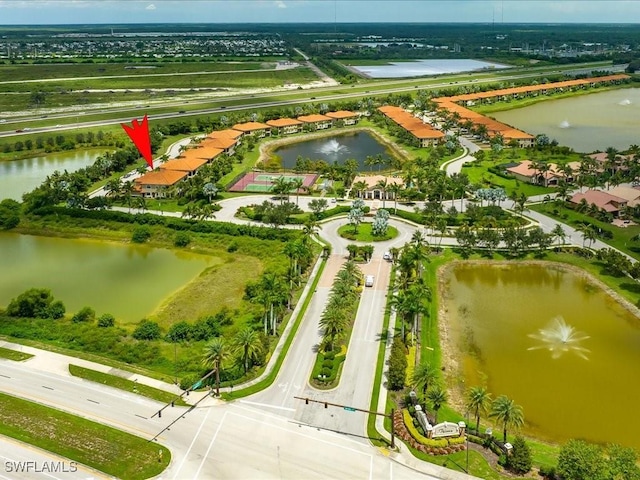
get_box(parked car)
[383,251,392,261]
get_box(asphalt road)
[0,356,449,480]
[1,63,621,138]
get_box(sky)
[0,1,639,25]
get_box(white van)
[364,275,374,287]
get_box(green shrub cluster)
[6,288,65,319]
[165,309,233,343]
[0,199,21,230]
[388,335,407,390]
[131,225,151,243]
[32,207,297,242]
[311,352,345,384]
[401,409,467,447]
[72,306,95,323]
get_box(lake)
[350,59,509,78]
[0,233,214,323]
[0,149,102,201]
[442,262,640,449]
[273,131,395,170]
[491,88,640,152]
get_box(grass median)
[0,392,170,479]
[0,346,33,362]
[69,364,188,407]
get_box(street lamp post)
[465,411,470,474]
[174,343,178,385]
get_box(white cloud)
[146,3,156,10]
[275,0,286,8]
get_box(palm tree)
[387,183,403,214]
[105,178,122,199]
[551,224,567,247]
[388,290,412,339]
[232,327,263,373]
[319,308,348,352]
[375,178,389,209]
[412,362,438,400]
[426,385,447,424]
[203,337,228,396]
[121,180,135,212]
[466,386,492,435]
[290,178,304,205]
[490,395,524,442]
[579,223,597,248]
[202,182,218,203]
[351,180,368,199]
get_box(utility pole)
[294,397,395,449]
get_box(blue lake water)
[350,59,509,78]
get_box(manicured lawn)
[0,392,170,480]
[530,202,640,261]
[0,346,33,361]
[69,364,188,406]
[461,159,552,197]
[338,223,398,242]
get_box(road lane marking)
[193,411,227,479]
[239,400,295,412]
[228,410,373,457]
[171,407,212,480]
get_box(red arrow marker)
[121,115,153,168]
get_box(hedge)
[402,409,465,447]
[31,206,297,242]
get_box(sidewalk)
[0,339,184,396]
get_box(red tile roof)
[570,189,627,212]
[232,121,271,132]
[207,129,243,140]
[161,157,208,172]
[325,110,357,119]
[179,145,223,161]
[297,114,332,123]
[266,118,303,127]
[135,169,188,187]
[199,137,237,150]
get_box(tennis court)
[229,172,318,193]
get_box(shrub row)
[393,410,466,456]
[31,206,297,242]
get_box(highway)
[0,62,624,139]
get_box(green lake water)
[0,233,213,323]
[442,262,640,449]
[491,87,640,153]
[0,150,102,201]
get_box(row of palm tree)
[248,223,318,336]
[466,386,525,443]
[202,327,264,396]
[318,260,361,352]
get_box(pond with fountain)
[271,131,396,171]
[491,88,640,152]
[441,262,640,450]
